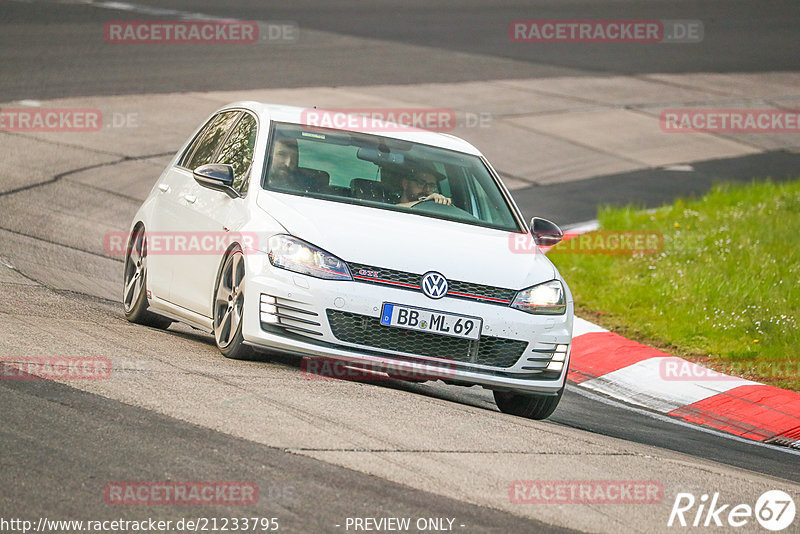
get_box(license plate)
[379,303,482,340]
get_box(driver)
[396,170,452,207]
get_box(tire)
[493,387,564,420]
[122,225,172,329]
[213,247,255,360]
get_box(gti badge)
[421,271,448,299]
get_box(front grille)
[326,310,527,368]
[348,262,518,305]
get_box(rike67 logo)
[668,490,796,531]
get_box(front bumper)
[241,253,573,395]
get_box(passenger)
[396,170,451,207]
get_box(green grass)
[549,179,800,391]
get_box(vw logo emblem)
[420,271,448,299]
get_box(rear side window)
[216,113,258,195]
[181,111,241,170]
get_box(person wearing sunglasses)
[396,170,452,207]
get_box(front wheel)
[493,387,563,420]
[122,225,171,329]
[213,247,255,360]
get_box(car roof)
[220,101,484,156]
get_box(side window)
[179,117,216,168]
[216,113,257,195]
[183,111,241,171]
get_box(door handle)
[183,194,197,204]
[158,183,170,193]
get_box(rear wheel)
[122,225,171,329]
[213,247,255,360]
[493,387,564,420]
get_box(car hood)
[256,191,556,290]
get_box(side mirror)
[531,217,563,247]
[193,164,239,198]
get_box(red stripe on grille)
[446,290,511,304]
[353,275,420,289]
[353,275,512,304]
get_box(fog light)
[260,294,276,304]
[551,352,566,362]
[260,303,277,314]
[546,361,564,372]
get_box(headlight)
[268,235,351,281]
[511,280,566,315]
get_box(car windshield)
[262,122,522,232]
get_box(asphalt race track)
[2,0,799,100]
[1,1,800,533]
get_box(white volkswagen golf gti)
[123,102,573,419]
